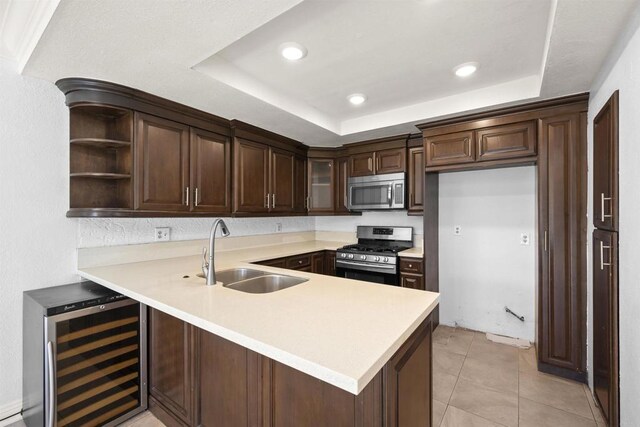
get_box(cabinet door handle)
[601,193,613,222]
[544,230,548,252]
[600,241,612,271]
[194,188,199,207]
[272,193,276,208]
[265,194,270,209]
[185,186,190,206]
[368,157,373,172]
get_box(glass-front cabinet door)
[307,158,335,213]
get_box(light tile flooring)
[432,325,606,427]
[8,326,606,427]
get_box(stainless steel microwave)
[347,172,405,210]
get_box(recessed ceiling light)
[453,62,478,77]
[348,93,367,105]
[279,42,307,61]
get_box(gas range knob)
[374,256,380,261]
[348,254,354,259]
[383,257,389,262]
[340,253,347,258]
[360,255,366,260]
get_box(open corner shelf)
[70,173,131,180]
[70,138,132,148]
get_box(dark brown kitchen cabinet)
[592,229,619,427]
[375,148,406,174]
[135,113,190,211]
[270,148,295,213]
[335,156,350,213]
[286,253,312,270]
[399,257,424,290]
[189,128,231,213]
[148,308,199,427]
[308,158,335,213]
[349,152,376,177]
[199,329,255,427]
[593,91,619,232]
[407,145,424,214]
[233,138,270,214]
[312,252,325,274]
[425,131,474,167]
[325,251,336,276]
[475,121,536,162]
[538,112,587,381]
[294,156,307,213]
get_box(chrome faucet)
[202,218,230,286]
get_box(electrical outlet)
[276,223,283,232]
[520,232,530,245]
[155,227,170,241]
[454,225,462,236]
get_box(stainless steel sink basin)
[224,274,308,294]
[196,268,267,284]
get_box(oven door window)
[350,184,390,208]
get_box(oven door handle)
[336,261,396,270]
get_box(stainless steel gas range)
[335,226,413,286]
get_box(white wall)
[438,167,536,341]
[0,59,78,416]
[588,11,640,425]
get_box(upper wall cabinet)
[593,91,619,232]
[59,78,233,217]
[346,135,409,177]
[407,135,424,215]
[231,121,307,216]
[423,121,537,171]
[135,113,191,211]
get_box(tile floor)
[7,326,606,427]
[432,325,606,427]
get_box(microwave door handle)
[388,184,392,207]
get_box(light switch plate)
[155,227,171,241]
[520,232,530,245]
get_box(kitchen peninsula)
[77,236,437,427]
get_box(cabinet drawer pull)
[272,193,276,207]
[601,193,613,222]
[185,186,190,206]
[298,260,303,264]
[195,188,199,207]
[600,241,612,271]
[408,264,413,268]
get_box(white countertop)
[77,239,437,395]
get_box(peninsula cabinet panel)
[593,91,619,232]
[538,113,587,381]
[234,138,270,214]
[425,131,474,166]
[149,308,198,427]
[135,113,190,211]
[349,152,376,177]
[376,147,406,174]
[270,149,295,213]
[189,128,231,213]
[407,146,424,214]
[312,252,325,274]
[325,251,336,276]
[199,330,252,427]
[475,121,536,161]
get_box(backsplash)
[77,216,315,248]
[315,211,423,234]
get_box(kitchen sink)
[224,274,308,294]
[196,268,267,284]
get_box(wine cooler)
[23,281,147,427]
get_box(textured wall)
[0,60,78,414]
[78,216,314,248]
[588,15,640,424]
[438,167,536,341]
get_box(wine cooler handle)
[46,340,55,427]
